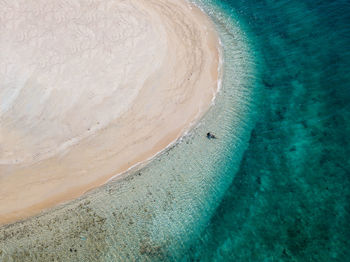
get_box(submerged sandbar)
[0,0,220,225]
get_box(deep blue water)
[186,0,350,260]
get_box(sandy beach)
[0,0,220,225]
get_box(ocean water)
[187,0,350,261]
[1,0,349,261]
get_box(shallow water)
[0,1,258,260]
[1,0,349,261]
[187,0,350,260]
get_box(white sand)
[0,0,220,225]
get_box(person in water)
[207,132,217,139]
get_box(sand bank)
[0,0,220,225]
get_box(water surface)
[188,0,350,260]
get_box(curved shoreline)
[0,0,221,225]
[0,0,259,260]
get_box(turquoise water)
[1,0,349,261]
[187,0,350,261]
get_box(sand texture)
[0,0,220,225]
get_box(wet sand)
[0,0,220,225]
